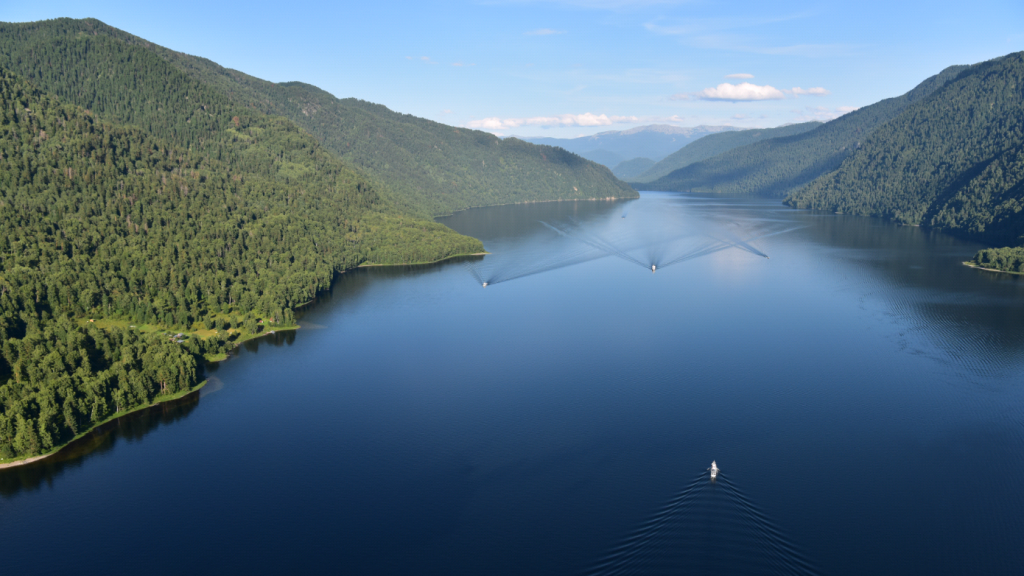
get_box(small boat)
[482,282,489,288]
[651,265,657,273]
[709,460,719,481]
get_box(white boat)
[651,265,657,273]
[710,460,719,481]
[482,282,488,287]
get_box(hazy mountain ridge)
[520,124,739,167]
[630,122,821,184]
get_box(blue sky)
[3,1,1022,138]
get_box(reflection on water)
[0,391,200,496]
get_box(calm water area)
[2,192,1024,574]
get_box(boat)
[651,265,656,273]
[710,460,719,481]
[482,282,488,288]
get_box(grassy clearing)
[78,315,299,363]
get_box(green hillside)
[0,42,481,459]
[631,122,820,184]
[786,52,1024,249]
[643,65,968,197]
[0,18,634,218]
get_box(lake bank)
[962,261,1024,275]
[0,381,207,470]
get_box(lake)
[2,192,1023,574]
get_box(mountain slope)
[612,157,656,180]
[631,122,821,184]
[521,124,739,167]
[644,66,968,197]
[786,52,1024,246]
[0,18,634,218]
[0,27,484,459]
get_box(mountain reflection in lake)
[2,192,1023,575]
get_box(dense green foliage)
[611,157,656,180]
[11,18,634,217]
[971,246,1024,273]
[0,21,484,459]
[212,85,637,216]
[631,122,821,184]
[644,66,967,197]
[786,52,1024,248]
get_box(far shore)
[962,261,1024,276]
[431,194,636,218]
[0,381,206,470]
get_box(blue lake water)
[2,192,1024,574]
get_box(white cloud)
[674,83,832,102]
[790,87,830,96]
[725,73,754,79]
[675,82,786,101]
[466,113,640,129]
[525,28,565,36]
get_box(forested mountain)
[630,122,821,184]
[0,25,483,460]
[521,124,739,167]
[611,157,656,180]
[643,65,968,197]
[0,19,634,218]
[786,52,1024,248]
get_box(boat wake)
[585,469,820,576]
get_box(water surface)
[2,192,1023,574]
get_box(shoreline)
[0,381,207,470]
[358,251,489,268]
[962,261,1024,275]
[1,199,622,469]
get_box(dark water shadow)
[0,391,201,497]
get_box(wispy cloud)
[525,28,565,36]
[407,56,438,65]
[725,73,754,79]
[467,112,640,129]
[451,62,476,67]
[674,82,786,101]
[644,13,861,58]
[673,83,831,101]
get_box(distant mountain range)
[519,124,739,169]
[641,64,968,198]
